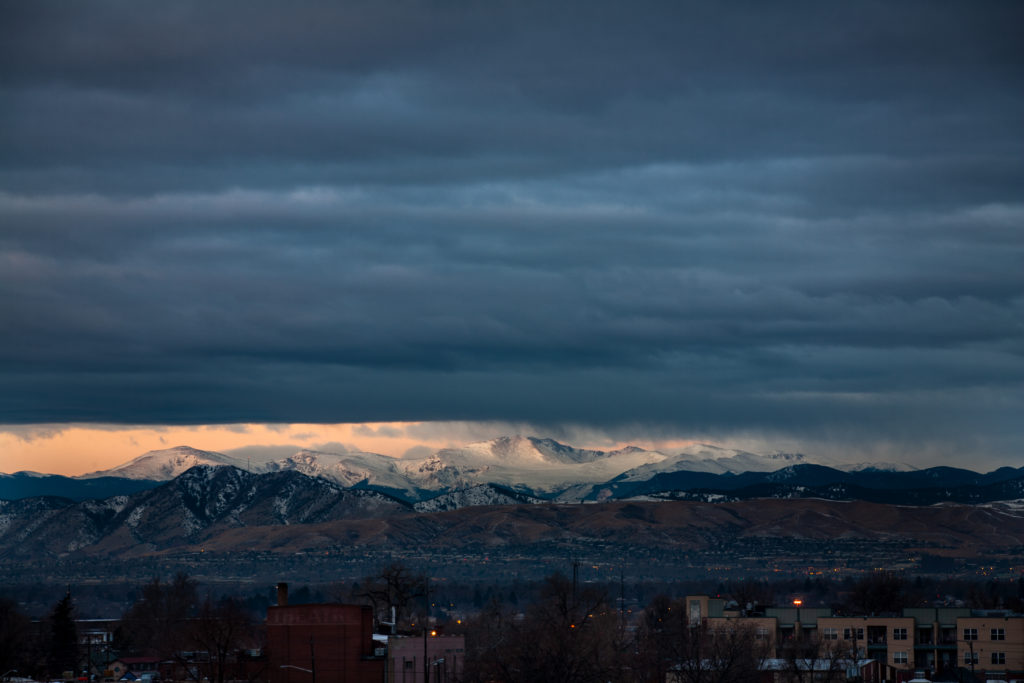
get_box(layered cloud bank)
[1,2,1022,461]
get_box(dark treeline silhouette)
[7,571,1024,622]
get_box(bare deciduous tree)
[119,573,198,658]
[358,562,427,633]
[185,596,260,683]
[777,634,848,683]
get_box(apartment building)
[686,596,1024,681]
[816,616,917,674]
[957,613,1024,678]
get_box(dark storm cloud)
[1,1,1023,460]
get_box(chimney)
[276,582,288,607]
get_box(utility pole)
[851,624,859,682]
[309,637,316,683]
[619,567,625,636]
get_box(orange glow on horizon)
[0,422,438,476]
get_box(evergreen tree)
[48,590,79,678]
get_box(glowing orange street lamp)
[793,599,803,606]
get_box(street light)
[280,636,316,683]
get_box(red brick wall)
[266,605,383,683]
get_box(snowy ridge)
[77,438,825,498]
[402,435,666,494]
[265,449,420,497]
[612,446,817,483]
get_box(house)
[77,618,119,680]
[384,634,465,683]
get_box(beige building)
[816,616,917,673]
[957,614,1024,677]
[686,596,1024,681]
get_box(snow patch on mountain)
[837,462,919,473]
[413,484,542,512]
[125,505,145,529]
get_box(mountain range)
[3,463,1024,576]
[4,438,1024,580]
[0,465,409,561]
[2,438,1018,508]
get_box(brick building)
[265,584,385,683]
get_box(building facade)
[384,635,465,683]
[266,600,384,683]
[688,596,1024,681]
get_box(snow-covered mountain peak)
[79,446,238,480]
[448,435,552,464]
[271,449,344,472]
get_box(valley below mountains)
[3,437,1023,584]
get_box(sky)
[1,1,1023,475]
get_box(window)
[964,652,979,665]
[844,627,864,640]
[894,652,908,665]
[963,628,978,641]
[992,652,1006,665]
[991,628,1005,641]
[756,627,770,640]
[823,628,838,640]
[689,600,702,626]
[893,628,907,641]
